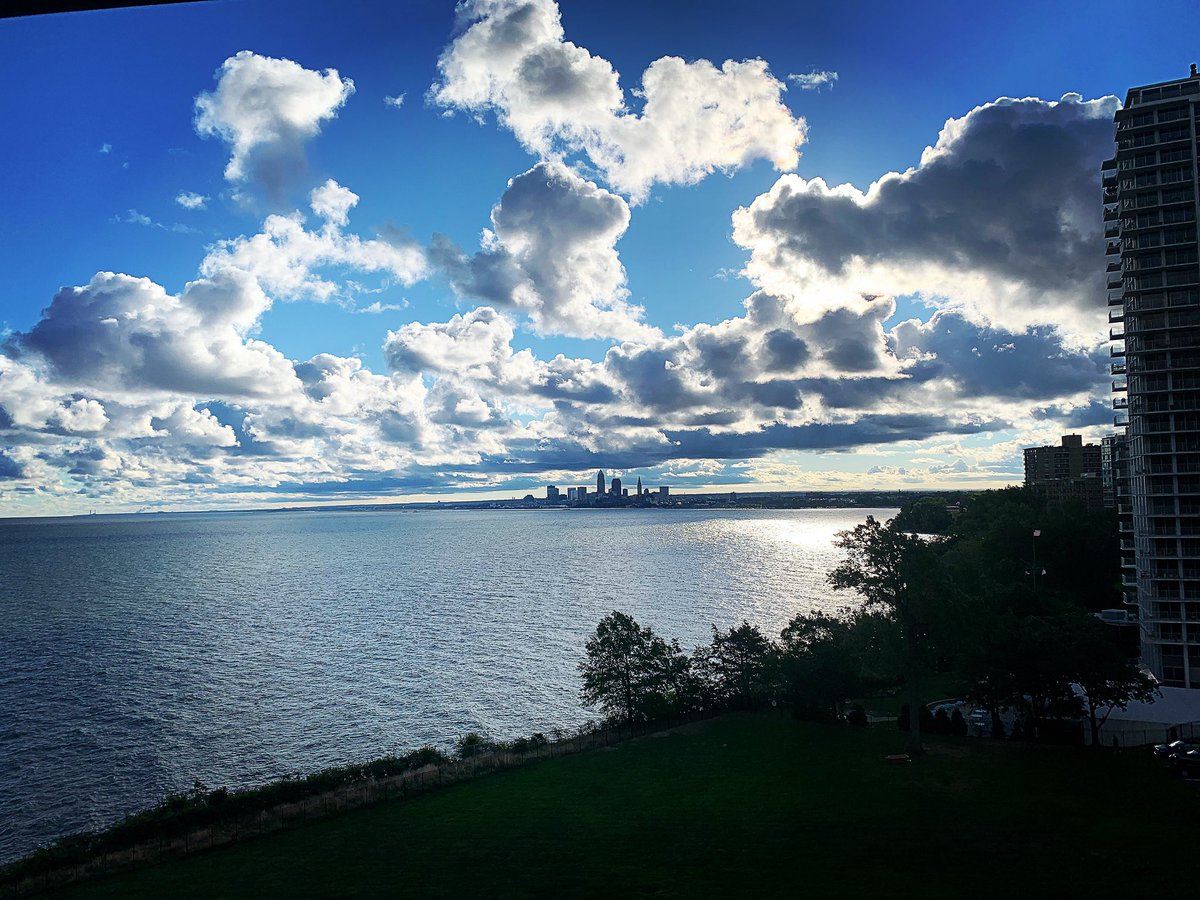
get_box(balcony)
[1109,292,1125,306]
[1109,308,1125,323]
[1106,241,1121,255]
[1115,413,1130,426]
[1113,380,1128,391]
[1105,208,1120,222]
[1111,344,1126,357]
[1112,363,1127,375]
[1114,397,1129,409]
[1108,278,1124,290]
[1111,328,1126,340]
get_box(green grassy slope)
[54,713,1189,898]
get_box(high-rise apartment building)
[1107,67,1200,687]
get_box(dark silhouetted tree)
[829,516,951,754]
[779,611,870,721]
[579,611,670,723]
[708,621,776,708]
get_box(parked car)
[1168,749,1200,778]
[1153,739,1200,759]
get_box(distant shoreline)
[0,490,956,523]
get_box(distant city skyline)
[2,1,1199,515]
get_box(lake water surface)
[0,506,893,862]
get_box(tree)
[893,496,955,535]
[708,621,776,708]
[1067,617,1160,748]
[829,516,950,754]
[779,611,869,721]
[579,611,670,723]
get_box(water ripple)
[0,506,891,862]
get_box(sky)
[1,0,1198,515]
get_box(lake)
[0,506,893,863]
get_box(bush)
[455,732,493,759]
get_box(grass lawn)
[52,712,1191,898]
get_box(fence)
[1096,718,1200,748]
[0,710,716,898]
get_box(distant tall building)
[546,485,560,502]
[1022,434,1104,509]
[596,470,605,495]
[611,476,623,497]
[1106,67,1200,688]
[659,486,670,499]
[636,476,642,496]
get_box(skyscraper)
[597,470,605,495]
[611,476,622,496]
[1107,67,1200,688]
[636,476,642,496]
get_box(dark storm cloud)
[747,96,1112,283]
[1032,398,1114,427]
[890,311,1106,400]
[735,94,1119,321]
[0,451,22,479]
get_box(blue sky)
[0,0,1197,514]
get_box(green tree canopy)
[578,611,671,723]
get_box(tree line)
[579,488,1157,753]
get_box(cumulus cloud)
[788,70,838,91]
[732,93,1119,335]
[175,191,209,210]
[194,50,355,196]
[430,0,805,202]
[6,269,295,399]
[433,161,652,340]
[199,180,427,301]
[384,93,405,109]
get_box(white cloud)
[194,50,355,194]
[175,191,209,210]
[8,269,295,400]
[351,300,409,315]
[309,178,358,227]
[433,161,654,340]
[199,181,427,301]
[116,209,199,235]
[99,143,112,154]
[384,93,405,109]
[430,0,806,202]
[731,93,1119,337]
[788,70,838,91]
